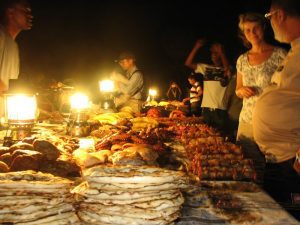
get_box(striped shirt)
[190,82,201,103]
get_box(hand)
[236,86,257,98]
[182,98,189,103]
[110,71,118,80]
[194,39,206,48]
[224,68,231,77]
[110,71,129,84]
[24,7,33,30]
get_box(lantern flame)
[99,80,114,92]
[6,94,37,122]
[70,93,89,110]
[149,88,157,97]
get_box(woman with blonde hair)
[235,12,287,184]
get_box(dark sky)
[17,0,272,96]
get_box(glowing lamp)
[147,88,158,102]
[149,88,157,97]
[5,94,37,125]
[70,92,89,111]
[98,79,116,112]
[99,80,115,93]
[4,94,37,141]
[67,92,90,137]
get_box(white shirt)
[0,25,20,91]
[195,63,227,109]
[253,38,300,163]
[0,25,20,117]
[237,47,287,124]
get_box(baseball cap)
[114,51,136,63]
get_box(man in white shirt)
[0,0,33,117]
[185,38,231,134]
[253,0,300,209]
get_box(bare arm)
[166,86,172,98]
[235,72,256,98]
[195,86,203,98]
[220,52,230,77]
[185,39,205,70]
[0,79,7,93]
[236,72,243,92]
[213,43,231,77]
[177,87,182,96]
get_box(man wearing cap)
[113,51,144,113]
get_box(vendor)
[166,81,182,101]
[112,51,144,113]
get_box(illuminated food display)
[0,89,298,224]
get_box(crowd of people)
[1,0,300,221]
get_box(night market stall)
[0,91,299,225]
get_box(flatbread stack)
[0,170,80,225]
[73,165,189,225]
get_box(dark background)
[17,0,275,98]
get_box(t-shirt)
[195,63,227,109]
[237,47,287,124]
[0,25,19,91]
[0,25,20,117]
[253,39,300,163]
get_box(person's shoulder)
[198,63,209,67]
[237,51,248,61]
[273,46,288,56]
[132,67,143,75]
[236,52,249,67]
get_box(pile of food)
[73,165,188,225]
[90,111,134,125]
[0,138,80,178]
[0,111,265,224]
[0,171,80,224]
[170,124,256,181]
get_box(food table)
[0,112,299,225]
[179,181,299,225]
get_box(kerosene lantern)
[4,94,37,143]
[148,88,158,101]
[144,88,158,106]
[99,79,116,112]
[67,92,90,137]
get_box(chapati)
[78,210,180,225]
